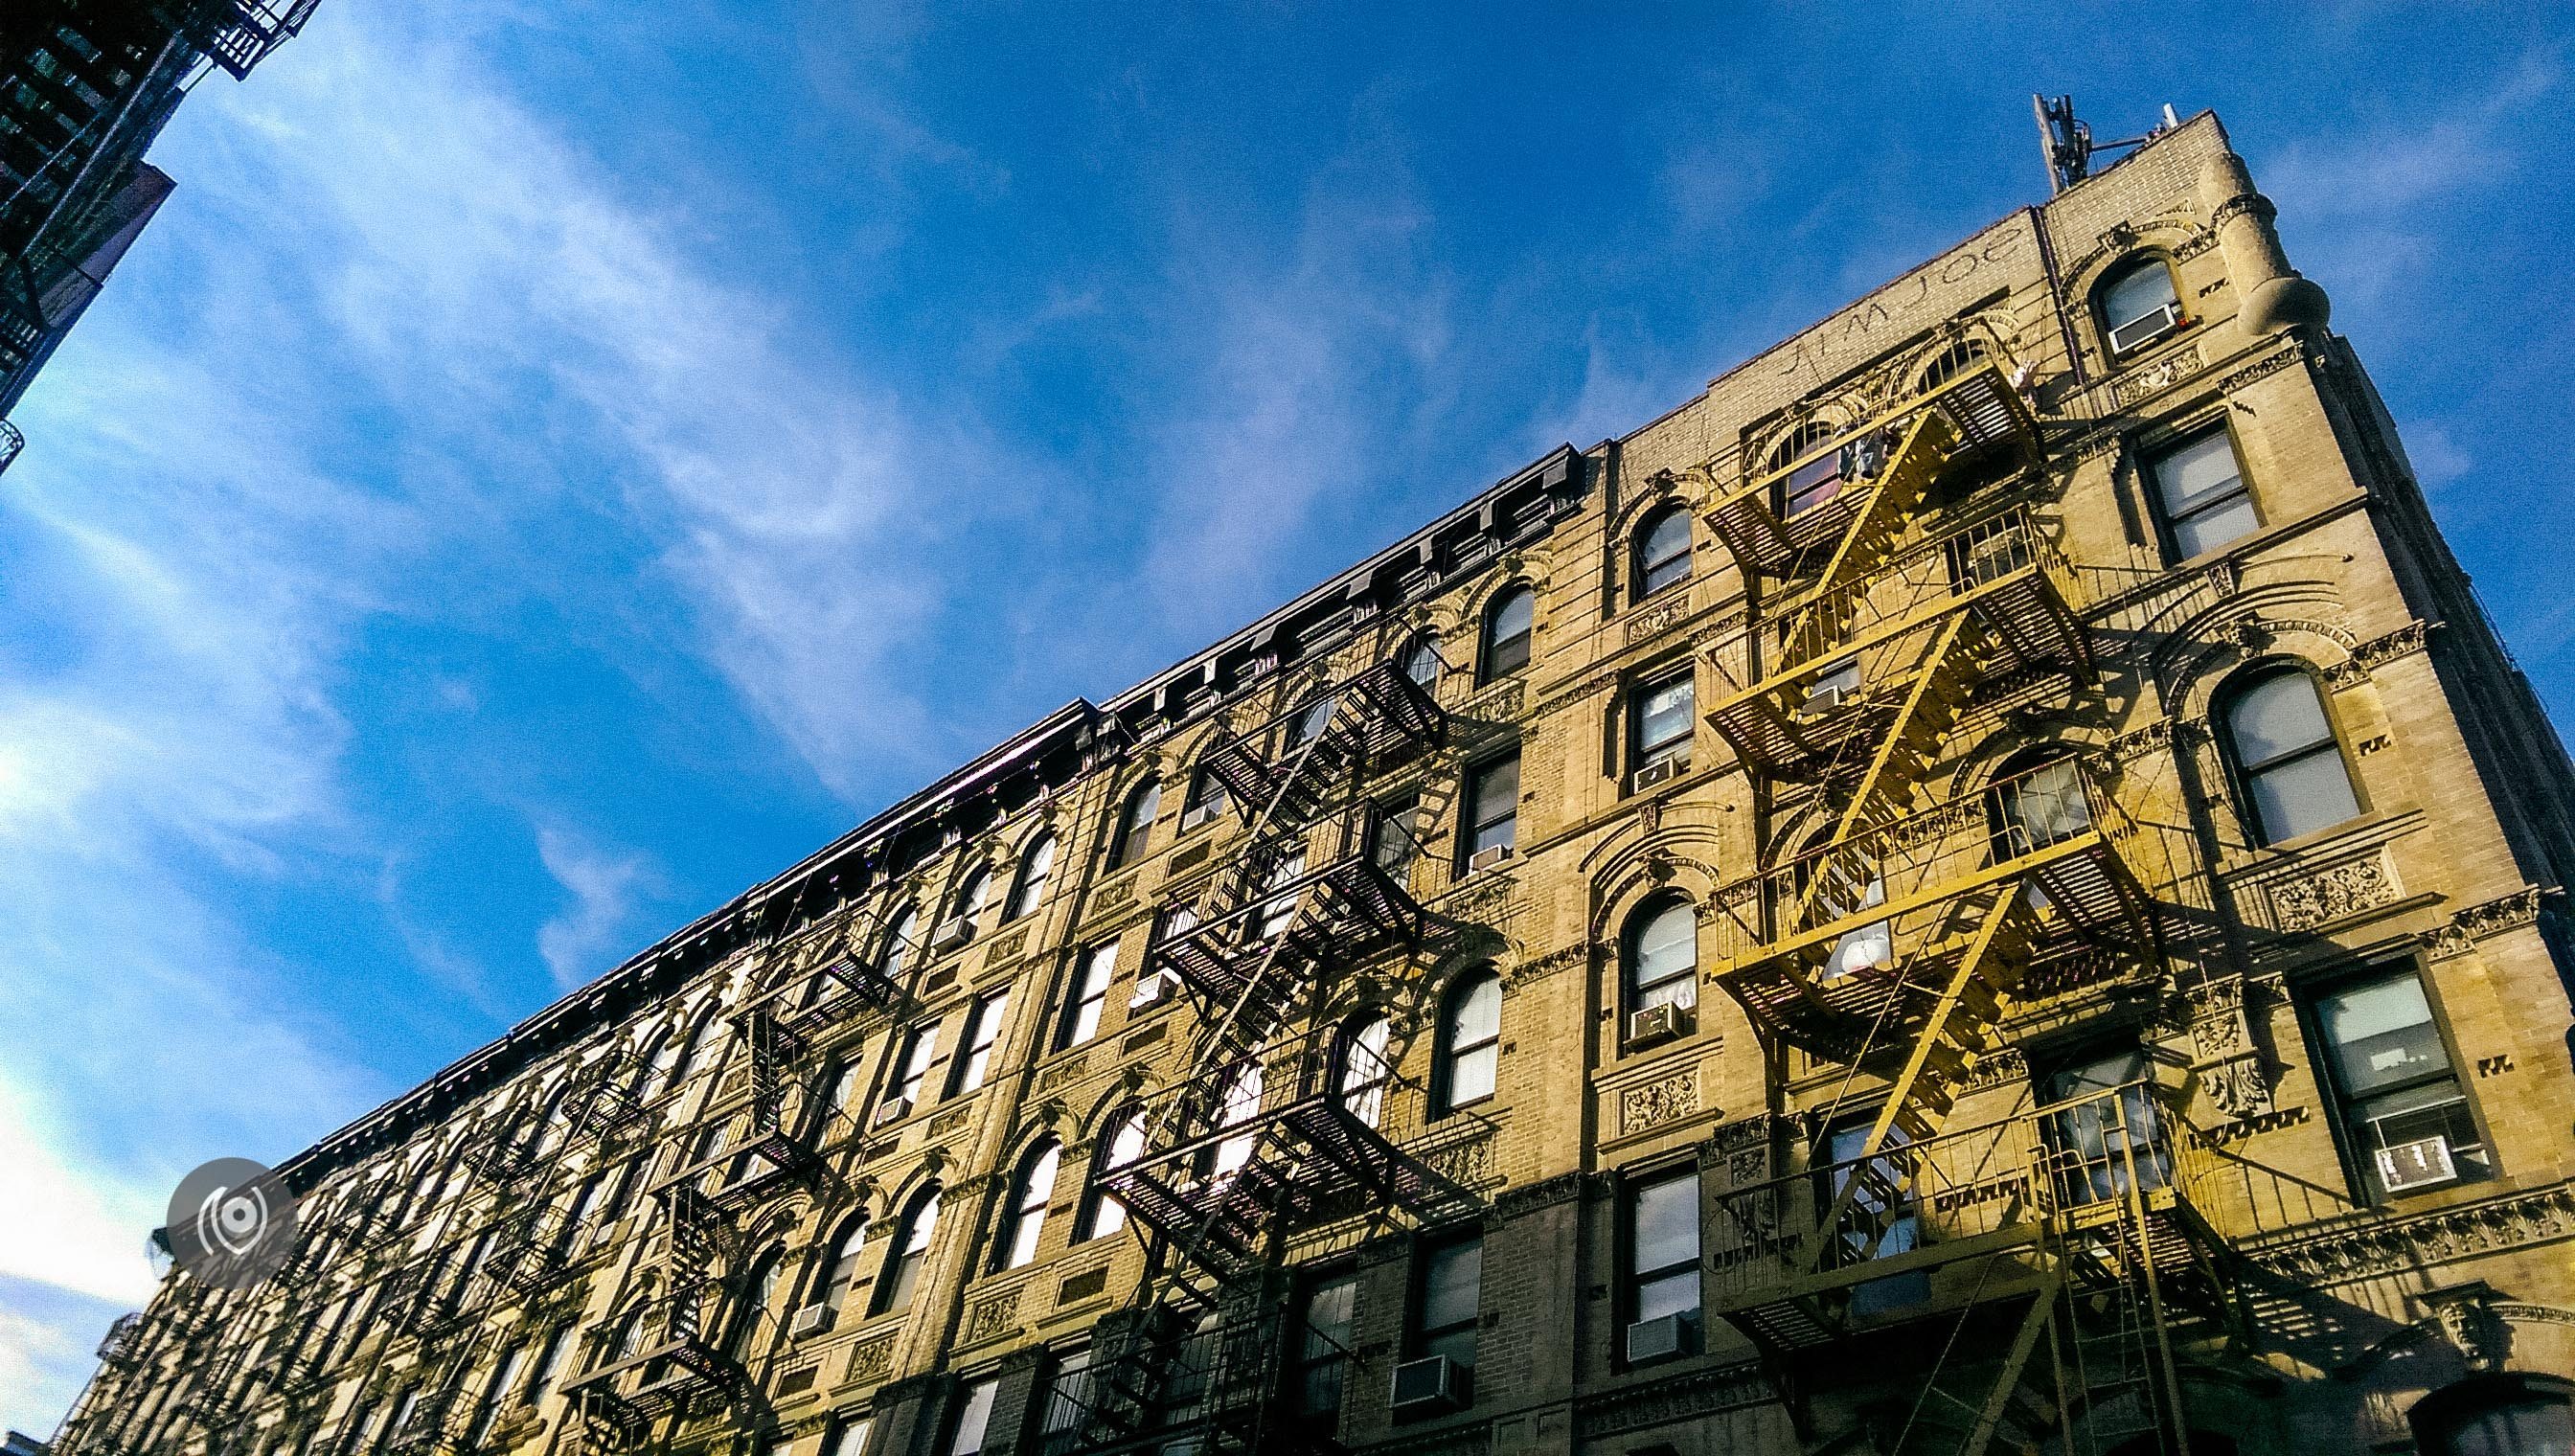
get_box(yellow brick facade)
[56,111,2575,1456]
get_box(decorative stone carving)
[1514,944,1587,983]
[2327,619,2437,688]
[983,927,1029,965]
[1090,877,1137,914]
[2253,1180,2575,1285]
[1573,1360,1775,1437]
[1035,1051,1090,1093]
[1624,599,1690,646]
[2185,975,2275,1119]
[2115,342,2203,405]
[1425,1133,1495,1188]
[845,1337,896,1385]
[1619,1070,1700,1134]
[2423,1283,2514,1373]
[962,1287,1021,1344]
[2267,853,2399,932]
[2108,718,2176,763]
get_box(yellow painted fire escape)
[1693,357,2228,1454]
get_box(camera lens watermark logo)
[166,1159,299,1289]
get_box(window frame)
[1633,507,1694,601]
[2298,958,2492,1202]
[1628,667,1696,779]
[814,1215,870,1317]
[1056,939,1119,1051]
[1459,749,1520,869]
[1003,833,1058,922]
[2217,663,2365,847]
[1401,632,1444,691]
[1179,762,1232,832]
[994,1138,1062,1271]
[872,1187,942,1316]
[2096,253,2186,357]
[1105,781,1160,871]
[1078,1108,1147,1242]
[2145,424,2260,563]
[1406,1234,1483,1383]
[883,1022,941,1119]
[1333,1015,1395,1128]
[1369,793,1424,879]
[946,990,1010,1099]
[1478,585,1535,682]
[1287,1266,1358,1430]
[1621,1164,1702,1362]
[1622,894,1698,1033]
[1431,970,1502,1116]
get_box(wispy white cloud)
[535,826,658,990]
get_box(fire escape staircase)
[1068,656,1465,1456]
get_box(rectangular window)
[1463,752,1520,866]
[2311,966,2487,1196]
[1804,657,1860,713]
[885,1023,939,1117]
[1412,1239,1482,1376]
[2150,430,2259,560]
[1291,1271,1357,1424]
[2039,1048,2168,1208]
[1370,795,1423,877]
[464,1344,526,1450]
[1040,1349,1093,1442]
[1627,1170,1701,1331]
[1631,671,1695,774]
[826,1416,872,1456]
[1822,1121,1927,1316]
[948,991,1010,1097]
[1181,770,1230,830]
[1059,941,1118,1049]
[948,1378,998,1456]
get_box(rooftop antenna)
[2032,94,2180,194]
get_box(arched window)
[995,1140,1061,1270]
[2100,257,2182,354]
[1081,1111,1148,1241]
[670,1007,724,1088]
[1480,587,1535,682]
[1989,748,2092,858]
[873,1188,941,1315]
[946,865,991,942]
[1766,419,1835,475]
[2221,667,2361,846]
[1401,632,1444,689]
[1433,972,1502,1115]
[1004,834,1057,921]
[1181,762,1232,831]
[1769,418,1869,519]
[879,906,919,981]
[1335,1017,1394,1128]
[726,1246,784,1359]
[1634,508,1693,600]
[813,1216,868,1317]
[1624,897,1698,1025]
[534,1081,572,1157]
[2408,1373,2575,1456]
[1916,337,1989,393]
[1107,781,1160,870]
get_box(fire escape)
[1693,356,2231,1453]
[563,919,908,1454]
[1061,657,1469,1456]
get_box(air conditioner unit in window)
[1388,1355,1465,1416]
[1801,683,1855,715]
[1626,1003,1687,1049]
[2108,301,2183,354]
[788,1306,835,1339]
[1128,971,1177,1010]
[1469,845,1512,873]
[931,916,974,951]
[2376,1135,2459,1194]
[1631,757,1686,793]
[1625,1313,1696,1365]
[872,1099,910,1128]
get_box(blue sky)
[5,0,2572,1428]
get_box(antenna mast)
[2031,94,2178,194]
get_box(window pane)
[1304,1278,1356,1352]
[1636,1269,1699,1324]
[2170,493,2261,558]
[1372,798,1422,875]
[829,1421,873,1456]
[1452,977,1501,1043]
[1403,635,1442,687]
[1421,1242,1481,1331]
[1471,754,1519,840]
[2104,262,2178,330]
[1640,512,1691,594]
[1635,676,1694,755]
[2249,749,2362,842]
[1447,1043,1496,1105]
[1631,1174,1698,1276]
[950,1379,997,1456]
[2444,1399,2575,1456]
[1486,590,1533,675]
[2151,432,2241,515]
[2228,673,2335,768]
[1632,903,1696,1006]
[2319,975,2447,1095]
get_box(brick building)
[51,110,2575,1456]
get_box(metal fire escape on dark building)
[1,0,322,469]
[1049,655,1478,1456]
